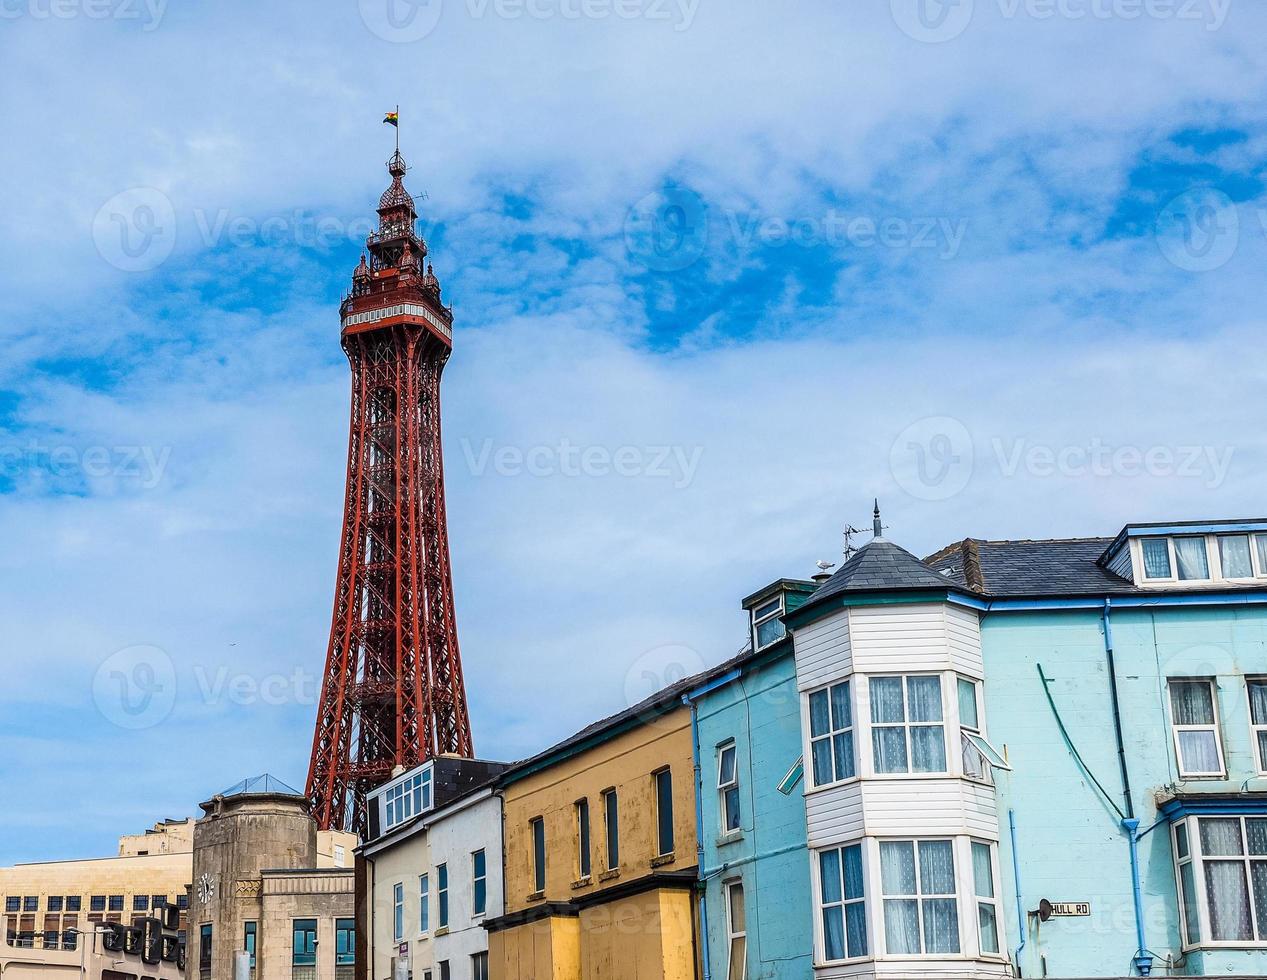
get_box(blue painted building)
[714,513,1267,980]
[926,521,1267,978]
[686,579,817,980]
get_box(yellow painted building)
[486,688,700,980]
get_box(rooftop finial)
[873,499,883,538]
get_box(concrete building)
[0,921,187,980]
[2,821,195,950]
[186,775,356,980]
[484,683,704,980]
[359,759,508,980]
[686,579,818,980]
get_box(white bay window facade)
[794,599,1009,979]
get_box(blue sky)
[2,0,1267,862]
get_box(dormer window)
[1141,537,1172,579]
[752,596,786,650]
[1218,534,1254,579]
[1138,536,1210,582]
[1174,537,1210,580]
[379,765,434,832]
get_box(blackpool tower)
[307,146,473,833]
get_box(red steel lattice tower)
[307,148,473,833]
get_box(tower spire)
[307,144,470,834]
[873,499,883,538]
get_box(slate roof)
[925,537,1138,597]
[795,538,963,613]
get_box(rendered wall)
[983,604,1267,978]
[695,649,813,980]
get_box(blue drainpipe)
[1123,818,1153,976]
[683,692,713,980]
[1008,809,1026,977]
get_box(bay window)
[870,676,946,774]
[971,842,999,955]
[809,681,855,786]
[879,839,959,954]
[817,844,867,962]
[1168,679,1225,777]
[1172,814,1267,946]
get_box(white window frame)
[868,674,948,777]
[807,681,856,788]
[383,768,435,831]
[876,838,963,958]
[724,879,747,980]
[1172,814,1267,949]
[437,863,449,929]
[717,741,741,836]
[1138,536,1176,581]
[1248,678,1267,775]
[1215,533,1257,581]
[1167,678,1227,778]
[472,849,487,918]
[751,595,786,651]
[970,840,1001,957]
[419,873,429,934]
[813,843,868,965]
[392,882,404,942]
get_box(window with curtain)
[971,842,999,955]
[879,840,960,955]
[1168,679,1225,776]
[809,681,855,786]
[1249,680,1267,774]
[717,743,741,833]
[818,844,867,961]
[1219,535,1255,578]
[1174,537,1211,580]
[870,676,947,775]
[725,881,747,980]
[1141,537,1172,579]
[957,679,991,783]
[1257,536,1267,577]
[1173,815,1267,945]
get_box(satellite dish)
[1038,898,1054,922]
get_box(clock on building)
[196,873,216,904]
